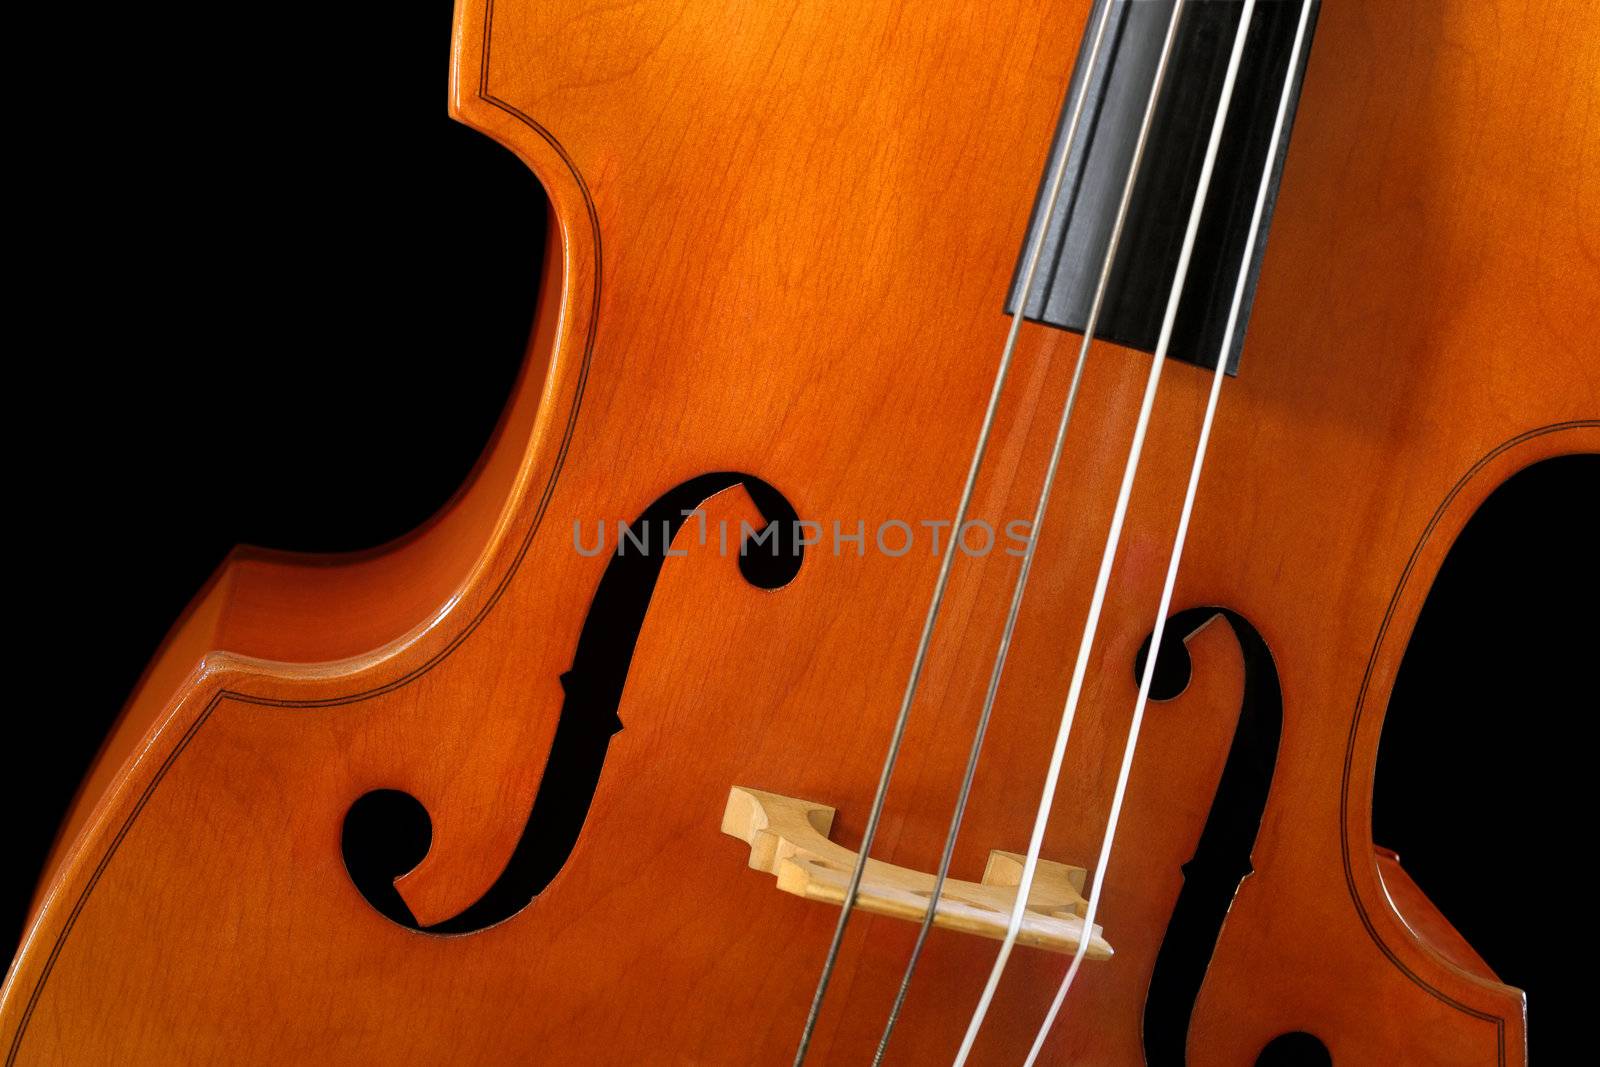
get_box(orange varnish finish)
[4,0,1596,1063]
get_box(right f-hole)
[1256,1031,1332,1066]
[1138,607,1284,1067]
[1134,621,1196,702]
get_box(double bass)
[5,0,1596,1062]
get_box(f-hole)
[342,471,804,934]
[1137,607,1287,1065]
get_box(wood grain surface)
[4,0,1596,1063]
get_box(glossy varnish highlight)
[4,0,1597,1063]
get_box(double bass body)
[4,0,1595,1062]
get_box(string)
[1022,4,1314,1060]
[870,0,1183,1059]
[789,2,1119,1060]
[952,2,1258,1062]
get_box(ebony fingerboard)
[1006,0,1321,374]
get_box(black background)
[8,1,1594,1058]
